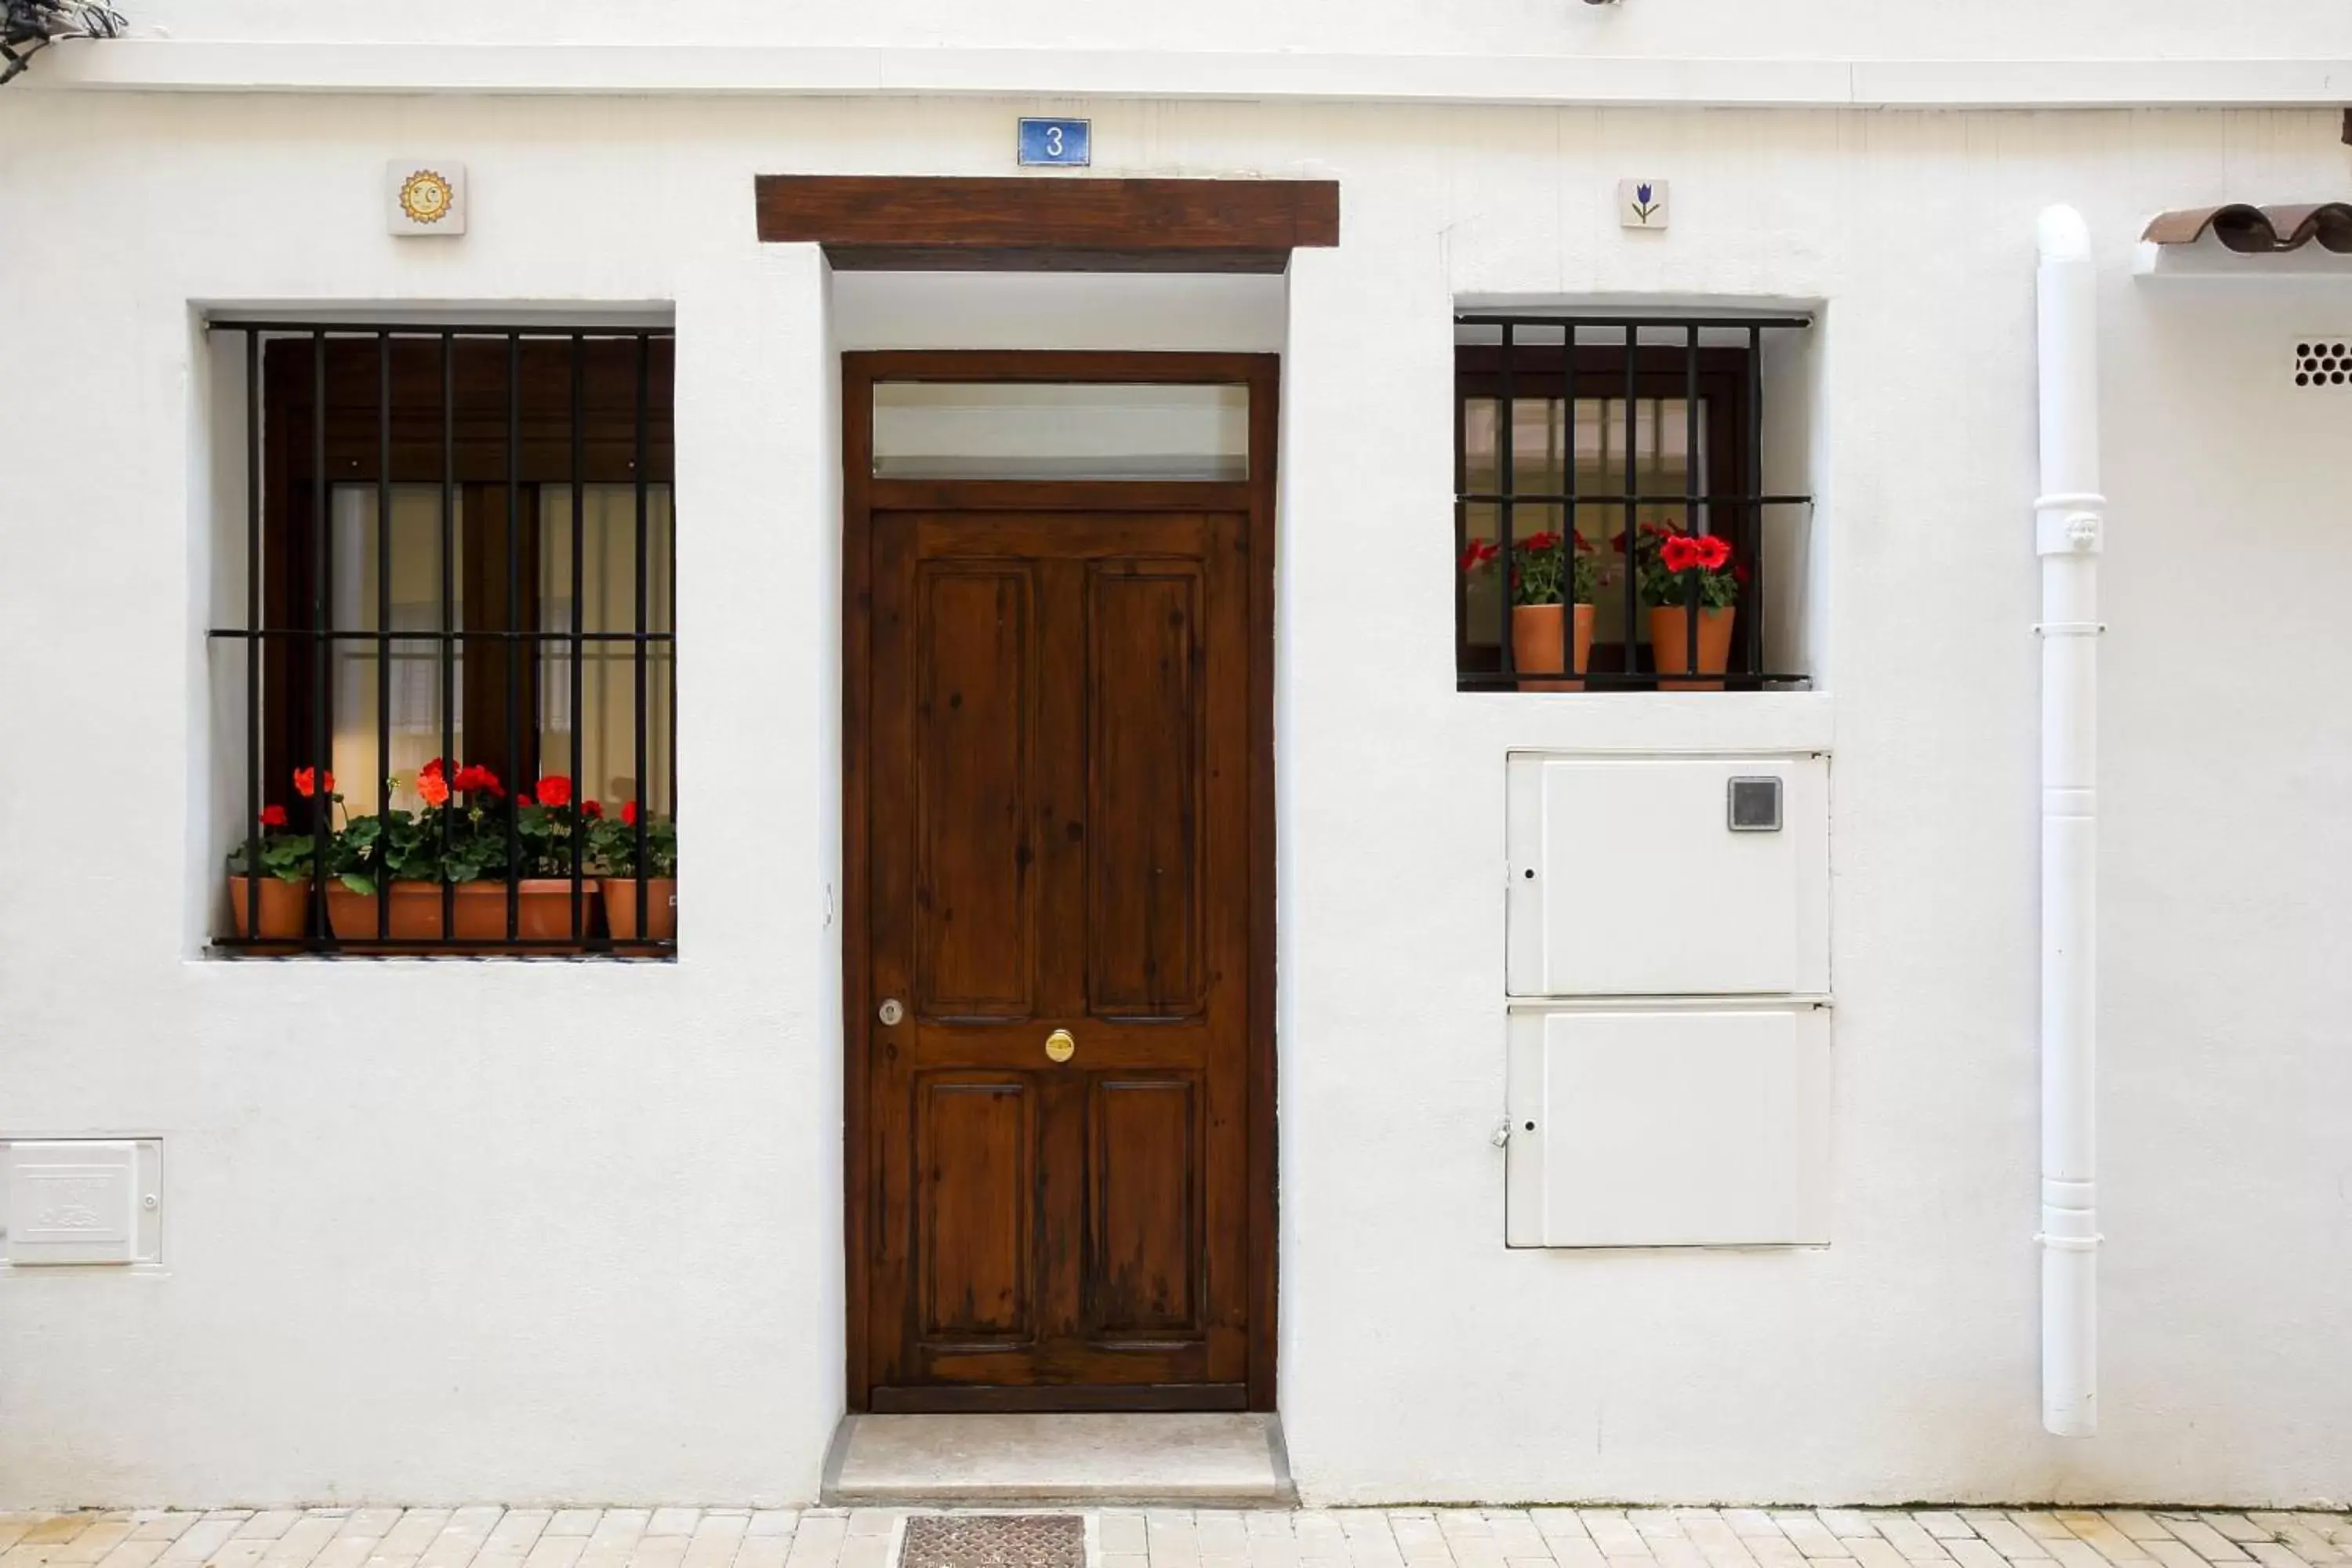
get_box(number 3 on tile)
[1018,118,1091,167]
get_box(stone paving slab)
[0,1511,2344,1568]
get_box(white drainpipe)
[2035,205,2103,1438]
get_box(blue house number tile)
[1018,118,1091,167]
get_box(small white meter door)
[2,1139,159,1265]
[1505,753,1828,997]
[1505,1006,1831,1247]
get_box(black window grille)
[1454,313,1813,691]
[208,321,677,956]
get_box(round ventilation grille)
[2295,340,2350,387]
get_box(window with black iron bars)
[1455,314,1813,691]
[209,323,677,955]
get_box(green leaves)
[586,810,677,879]
[514,799,586,877]
[328,798,495,887]
[323,768,676,889]
[1485,531,1602,608]
[229,831,317,884]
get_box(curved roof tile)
[2143,203,2352,254]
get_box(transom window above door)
[208,324,677,956]
[868,379,1250,481]
[1454,314,1815,692]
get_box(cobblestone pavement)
[5,1507,2350,1568]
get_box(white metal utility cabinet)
[1501,753,1832,1249]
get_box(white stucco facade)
[3,4,2351,1512]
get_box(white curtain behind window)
[329,485,463,812]
[539,485,675,816]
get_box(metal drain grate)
[898,1516,1086,1568]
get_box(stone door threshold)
[822,1414,1294,1508]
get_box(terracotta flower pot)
[600,877,677,942]
[455,880,596,943]
[1648,604,1737,691]
[327,880,593,948]
[227,876,308,942]
[327,882,441,943]
[1510,602,1596,692]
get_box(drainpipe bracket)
[2035,496,2107,556]
[2034,1232,2105,1250]
[2033,621,2106,637]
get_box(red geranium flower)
[258,803,288,829]
[517,792,536,808]
[622,800,640,827]
[421,757,445,779]
[535,775,573,808]
[292,767,335,798]
[1660,535,1704,573]
[1691,533,1733,571]
[452,764,502,797]
[580,800,604,820]
[1460,539,1501,573]
[1522,531,1561,554]
[417,771,451,808]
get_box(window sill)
[1479,688,1835,756]
[206,947,676,961]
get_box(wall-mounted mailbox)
[1505,753,1829,997]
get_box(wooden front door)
[845,353,1276,1413]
